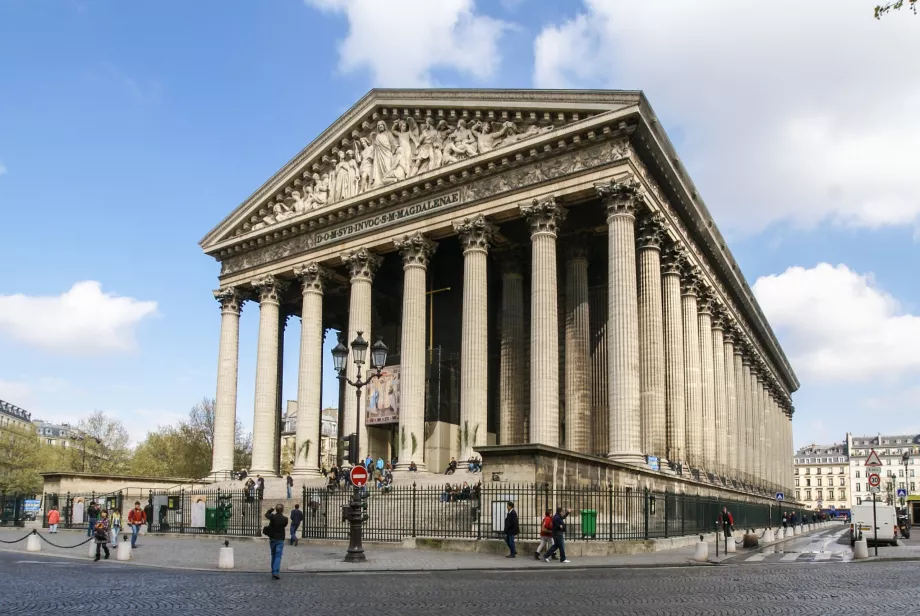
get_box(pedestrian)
[257,475,265,501]
[86,500,100,537]
[47,506,60,533]
[289,503,304,546]
[719,507,734,540]
[93,511,111,562]
[143,501,153,532]
[534,508,555,561]
[110,508,122,547]
[503,501,519,558]
[286,474,294,500]
[782,512,788,529]
[365,455,373,471]
[127,501,146,548]
[264,504,288,580]
[543,507,571,563]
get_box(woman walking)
[93,511,111,562]
[110,508,122,547]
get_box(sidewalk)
[0,527,725,573]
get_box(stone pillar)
[597,181,644,466]
[520,197,566,446]
[749,365,761,487]
[733,344,746,482]
[564,236,591,453]
[636,213,667,462]
[710,310,728,477]
[211,287,245,478]
[697,292,716,473]
[497,247,526,445]
[722,326,738,481]
[740,352,753,485]
[395,233,436,470]
[680,267,703,470]
[759,374,769,488]
[455,217,494,459]
[292,264,328,476]
[250,275,287,476]
[661,244,686,468]
[341,248,382,461]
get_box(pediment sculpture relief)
[237,114,557,237]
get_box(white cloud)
[305,0,509,87]
[752,263,920,382]
[533,1,920,234]
[0,281,158,355]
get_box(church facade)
[200,89,798,501]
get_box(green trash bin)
[581,509,597,539]
[205,508,218,531]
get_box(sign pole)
[872,496,878,557]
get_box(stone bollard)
[776,528,784,539]
[792,526,799,536]
[726,537,736,553]
[853,539,869,559]
[88,540,97,558]
[219,540,234,569]
[764,528,775,543]
[26,533,41,552]
[693,538,709,562]
[116,541,131,561]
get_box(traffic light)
[346,433,358,465]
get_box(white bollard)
[139,526,147,536]
[88,540,97,558]
[776,528,784,539]
[116,542,132,561]
[26,534,41,552]
[853,539,869,559]
[218,546,235,569]
[726,537,736,553]
[764,529,775,543]
[693,540,709,562]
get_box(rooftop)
[0,399,31,422]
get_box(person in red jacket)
[127,501,147,549]
[47,506,60,533]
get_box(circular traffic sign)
[867,473,881,488]
[350,465,369,487]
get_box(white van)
[850,503,898,547]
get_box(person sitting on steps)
[445,457,458,475]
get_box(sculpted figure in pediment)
[501,122,553,146]
[371,120,398,187]
[392,118,418,179]
[312,172,329,207]
[357,137,375,193]
[410,117,444,176]
[442,119,479,165]
[471,120,514,154]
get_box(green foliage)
[875,0,917,18]
[0,422,48,494]
[71,411,132,474]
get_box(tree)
[189,397,216,450]
[875,0,917,18]
[72,411,132,474]
[0,423,49,494]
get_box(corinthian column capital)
[294,262,331,294]
[214,287,245,314]
[494,245,525,277]
[521,197,567,237]
[565,232,592,262]
[342,247,382,282]
[679,265,702,297]
[395,232,437,268]
[453,215,497,254]
[696,287,713,315]
[636,211,666,250]
[251,275,288,304]
[596,177,643,218]
[660,242,686,276]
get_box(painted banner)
[365,365,400,425]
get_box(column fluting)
[722,326,738,481]
[697,292,716,473]
[740,352,754,485]
[636,212,666,462]
[211,287,245,478]
[661,244,686,468]
[564,236,591,453]
[711,310,728,477]
[250,275,287,476]
[733,345,747,482]
[680,267,703,470]
[497,247,526,445]
[292,264,328,476]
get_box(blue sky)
[1,0,918,449]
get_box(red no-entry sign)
[350,465,369,487]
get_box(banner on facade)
[366,365,400,425]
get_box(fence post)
[643,487,650,540]
[412,483,417,538]
[681,494,685,537]
[301,485,307,539]
[179,489,185,534]
[664,491,669,538]
[607,483,614,541]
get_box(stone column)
[497,247,526,445]
[597,180,644,466]
[636,213,667,462]
[341,248,382,461]
[749,365,761,487]
[250,275,287,476]
[564,236,591,453]
[722,326,738,481]
[680,267,703,470]
[740,352,753,485]
[292,264,328,476]
[455,217,494,459]
[394,233,436,469]
[711,310,728,477]
[697,291,716,474]
[661,244,686,468]
[733,344,746,482]
[211,287,245,478]
[520,197,566,446]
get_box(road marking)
[746,553,766,562]
[780,553,799,562]
[15,561,73,566]
[813,553,833,561]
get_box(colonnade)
[209,176,794,494]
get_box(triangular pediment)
[200,89,642,252]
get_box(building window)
[911,483,916,492]
[806,490,812,500]
[817,478,822,487]
[805,469,811,475]
[794,468,799,475]
[856,471,861,478]
[795,479,800,487]
[857,497,862,505]
[840,490,846,500]
[828,490,834,500]
[817,490,823,500]
[899,470,904,477]
[817,468,822,475]
[839,478,845,486]
[806,479,811,487]
[856,483,861,492]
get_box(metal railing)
[141,483,782,542]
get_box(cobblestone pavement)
[2,549,919,615]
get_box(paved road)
[3,550,919,615]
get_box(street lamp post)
[902,451,911,507]
[331,331,388,563]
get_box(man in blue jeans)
[503,501,519,558]
[86,501,100,537]
[543,506,571,563]
[264,504,289,580]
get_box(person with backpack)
[720,506,734,539]
[263,504,288,580]
[92,511,111,562]
[534,508,555,561]
[543,507,571,563]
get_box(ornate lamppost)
[902,451,911,507]
[330,330,388,563]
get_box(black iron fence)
[41,492,128,531]
[0,494,27,527]
[142,484,788,542]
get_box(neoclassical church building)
[200,89,798,501]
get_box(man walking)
[503,501,519,558]
[86,501,100,537]
[47,506,60,533]
[720,506,734,540]
[543,507,571,563]
[534,508,554,561]
[264,504,288,580]
[127,501,146,548]
[289,503,304,546]
[286,474,294,500]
